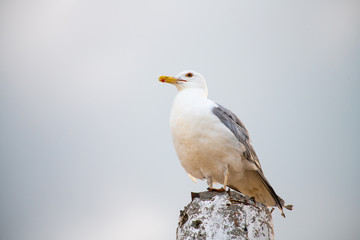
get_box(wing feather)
[212,103,292,217]
[212,104,262,171]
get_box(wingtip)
[280,204,293,218]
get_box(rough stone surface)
[176,191,274,240]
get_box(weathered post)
[176,191,274,240]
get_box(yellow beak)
[158,76,179,84]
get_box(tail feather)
[285,204,293,210]
[227,170,293,217]
[256,170,292,218]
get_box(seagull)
[159,70,292,217]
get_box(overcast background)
[1,0,359,239]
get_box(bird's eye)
[185,72,193,78]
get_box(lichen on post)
[176,191,274,240]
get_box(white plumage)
[159,70,292,217]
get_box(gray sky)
[1,0,359,239]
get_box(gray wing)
[213,104,293,216]
[212,103,262,172]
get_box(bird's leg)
[207,177,226,192]
[223,164,229,191]
[206,177,213,188]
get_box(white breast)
[170,89,245,184]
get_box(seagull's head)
[159,70,208,96]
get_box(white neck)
[176,87,208,98]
